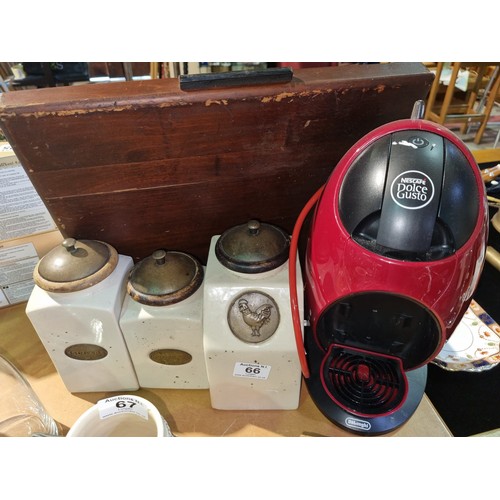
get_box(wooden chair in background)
[425,62,500,144]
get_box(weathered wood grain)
[0,63,433,263]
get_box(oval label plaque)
[149,349,192,366]
[65,343,108,361]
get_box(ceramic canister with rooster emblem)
[119,249,209,389]
[203,220,304,410]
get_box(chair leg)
[474,68,500,144]
[494,127,500,148]
[460,65,487,134]
[437,63,461,124]
[425,62,444,120]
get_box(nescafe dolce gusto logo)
[390,170,435,210]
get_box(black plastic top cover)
[338,130,479,261]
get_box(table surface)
[0,302,452,437]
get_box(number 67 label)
[97,396,149,420]
[233,362,271,380]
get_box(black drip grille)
[322,345,407,416]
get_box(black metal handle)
[179,67,293,91]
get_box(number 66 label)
[97,396,149,420]
[233,362,271,380]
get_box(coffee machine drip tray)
[304,330,427,435]
[321,345,407,417]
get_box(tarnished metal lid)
[34,238,118,293]
[127,249,204,306]
[215,220,290,274]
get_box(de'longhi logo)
[390,170,435,210]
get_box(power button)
[408,136,429,148]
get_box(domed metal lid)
[215,220,290,274]
[34,238,118,293]
[127,249,204,306]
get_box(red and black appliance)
[290,103,488,435]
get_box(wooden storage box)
[0,63,433,263]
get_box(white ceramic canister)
[120,249,208,389]
[203,220,304,410]
[25,238,139,393]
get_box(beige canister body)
[120,249,208,389]
[26,239,139,393]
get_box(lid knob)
[62,238,77,253]
[247,220,261,236]
[152,249,167,266]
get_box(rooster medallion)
[228,292,280,343]
[238,298,274,337]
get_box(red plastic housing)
[305,119,488,370]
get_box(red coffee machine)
[290,103,488,434]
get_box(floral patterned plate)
[432,300,500,372]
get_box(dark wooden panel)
[0,63,434,262]
[28,149,332,198]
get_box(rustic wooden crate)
[0,63,433,263]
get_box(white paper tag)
[233,362,271,380]
[97,396,149,420]
[0,157,57,240]
[0,243,39,306]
